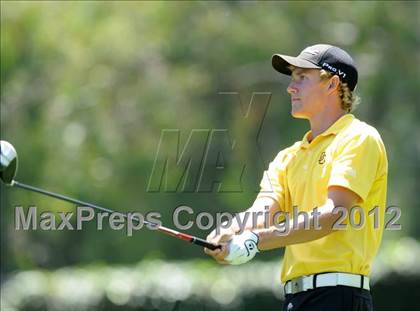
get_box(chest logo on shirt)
[318,151,326,164]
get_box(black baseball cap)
[272,44,358,91]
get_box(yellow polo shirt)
[258,114,388,283]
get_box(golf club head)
[0,140,18,185]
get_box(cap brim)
[272,54,321,75]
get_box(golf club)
[0,140,221,250]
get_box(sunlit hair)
[319,69,360,113]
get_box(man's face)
[286,67,328,119]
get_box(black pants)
[283,286,373,311]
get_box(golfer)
[205,44,387,311]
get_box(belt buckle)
[294,278,303,293]
[286,275,315,294]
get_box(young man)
[205,44,388,311]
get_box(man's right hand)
[204,228,235,264]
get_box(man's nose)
[287,82,298,95]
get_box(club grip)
[192,237,221,250]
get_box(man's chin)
[291,110,308,119]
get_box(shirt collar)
[300,114,355,149]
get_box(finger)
[204,245,225,257]
[214,246,230,265]
[206,229,217,242]
[205,245,231,265]
[215,246,231,265]
[207,231,233,245]
[204,247,220,255]
[204,244,228,260]
[213,244,229,261]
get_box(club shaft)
[11,180,220,250]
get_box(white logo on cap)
[322,62,346,78]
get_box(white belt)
[284,272,370,295]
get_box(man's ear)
[328,75,340,93]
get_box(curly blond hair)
[320,70,360,112]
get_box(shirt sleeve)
[328,133,382,202]
[257,150,289,209]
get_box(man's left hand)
[225,231,260,265]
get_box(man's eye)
[300,75,305,80]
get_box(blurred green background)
[1,1,419,310]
